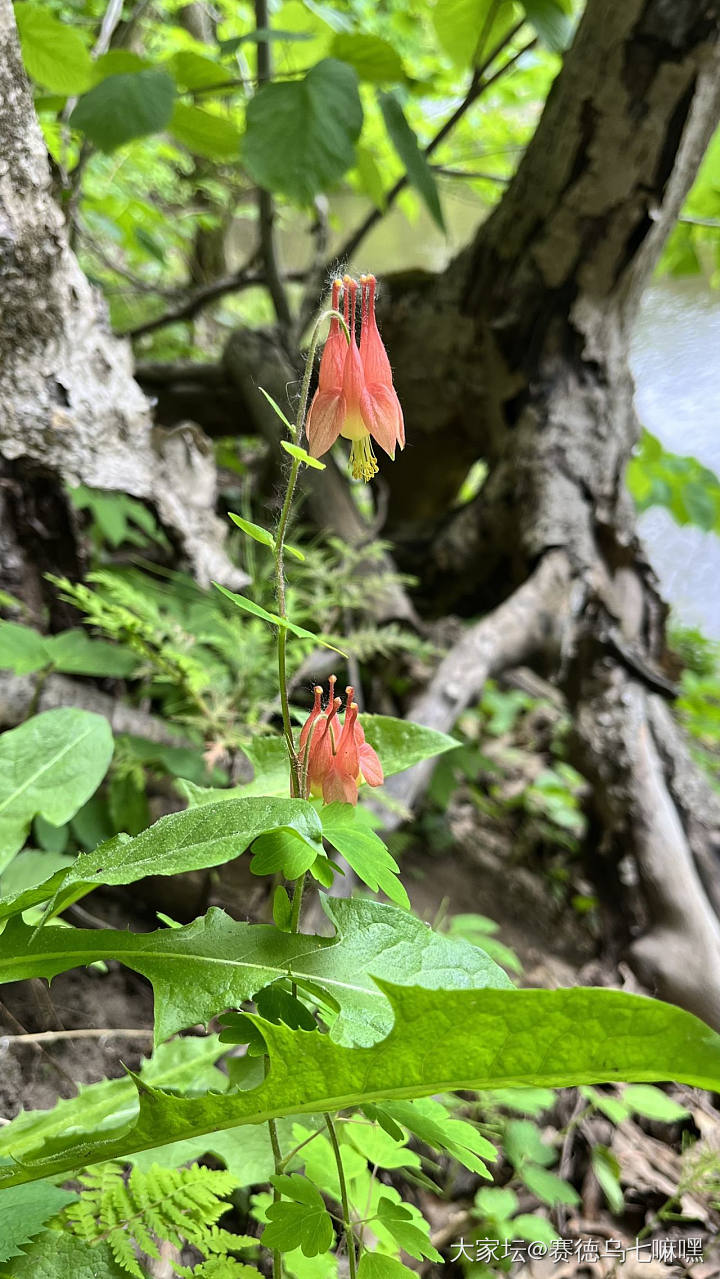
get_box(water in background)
[631,279,720,638]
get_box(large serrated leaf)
[4,983,720,1189]
[0,1182,77,1263]
[0,897,509,1046]
[0,709,113,872]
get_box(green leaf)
[329,33,405,82]
[0,621,51,674]
[521,0,573,51]
[170,103,243,159]
[0,622,138,678]
[228,512,276,550]
[475,1185,518,1219]
[263,1175,334,1257]
[93,50,150,79]
[259,387,295,431]
[375,1197,441,1262]
[70,71,176,151]
[214,583,346,655]
[580,1084,629,1124]
[0,708,113,872]
[273,886,293,931]
[250,828,320,879]
[622,1083,690,1122]
[0,1036,228,1163]
[432,0,516,68]
[591,1145,624,1214]
[379,1096,497,1174]
[320,804,409,907]
[5,983,720,1189]
[0,849,73,900]
[358,714,458,774]
[244,59,363,204]
[15,4,93,94]
[59,796,323,894]
[521,1164,580,1207]
[3,1229,129,1278]
[0,896,510,1048]
[358,1257,416,1279]
[280,441,326,470]
[0,1182,77,1263]
[168,50,232,89]
[379,93,444,231]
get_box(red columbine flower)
[306,275,404,483]
[299,680,384,805]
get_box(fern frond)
[65,1161,241,1277]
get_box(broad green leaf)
[263,1175,334,1257]
[358,714,458,774]
[93,50,150,79]
[244,59,363,204]
[228,512,276,549]
[168,50,232,89]
[0,849,73,900]
[0,709,113,872]
[622,1083,690,1122]
[6,984,720,1188]
[214,583,346,655]
[320,804,409,907]
[45,630,139,677]
[0,622,137,677]
[0,1182,77,1263]
[59,796,323,893]
[4,1229,128,1278]
[0,619,49,673]
[170,103,243,159]
[379,93,444,231]
[70,71,176,151]
[432,0,516,68]
[250,829,320,879]
[521,1164,580,1206]
[280,442,326,470]
[330,33,405,83]
[15,4,93,94]
[627,430,720,532]
[0,895,509,1047]
[0,1036,228,1163]
[521,0,573,51]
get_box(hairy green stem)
[325,1111,358,1279]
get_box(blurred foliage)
[627,430,720,534]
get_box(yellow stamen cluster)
[350,435,379,482]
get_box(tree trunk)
[0,0,244,623]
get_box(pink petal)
[307,390,346,457]
[360,383,402,458]
[359,742,384,787]
[323,765,359,805]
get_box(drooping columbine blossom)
[306,275,404,483]
[298,679,383,805]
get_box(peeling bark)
[0,0,245,604]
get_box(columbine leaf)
[214,584,346,655]
[378,1096,497,1174]
[263,1175,334,1257]
[0,709,113,872]
[228,512,276,550]
[374,1197,442,1262]
[320,804,409,907]
[280,442,326,470]
[6,984,720,1189]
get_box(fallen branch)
[0,671,193,746]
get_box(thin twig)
[254,0,293,336]
[3,1027,154,1044]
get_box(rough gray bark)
[0,0,245,608]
